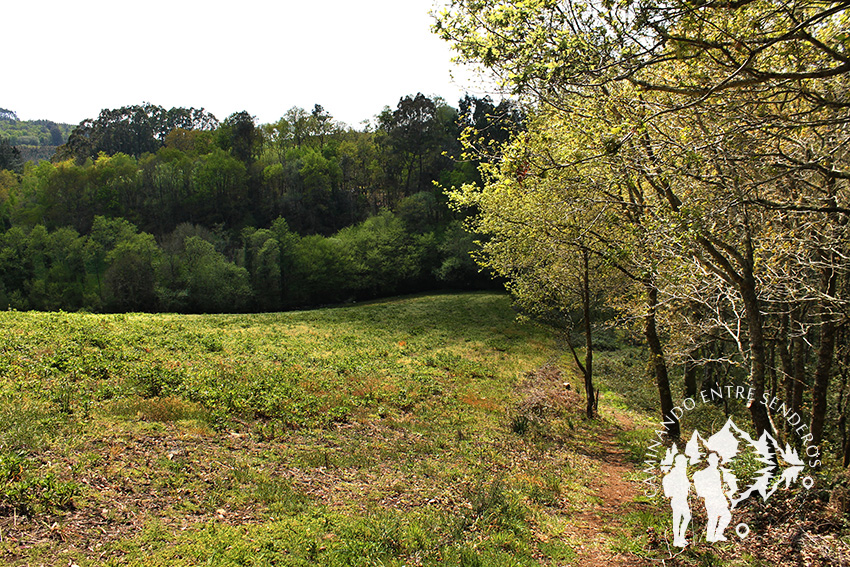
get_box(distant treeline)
[0,95,523,312]
[0,108,74,164]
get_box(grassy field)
[0,292,664,566]
[4,292,845,566]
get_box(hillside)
[0,292,658,566]
[0,109,73,162]
[2,293,845,565]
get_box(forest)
[0,95,521,313]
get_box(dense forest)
[0,95,522,313]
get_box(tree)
[242,227,282,311]
[58,104,218,162]
[191,148,248,226]
[378,93,458,203]
[282,106,313,148]
[0,138,23,174]
[433,220,487,287]
[0,169,16,228]
[181,236,251,313]
[253,237,282,310]
[103,232,160,312]
[290,235,352,305]
[448,92,684,432]
[335,210,422,298]
[311,104,335,148]
[457,94,524,180]
[337,130,384,215]
[84,215,139,299]
[48,122,64,146]
[218,111,259,164]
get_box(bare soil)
[566,415,649,566]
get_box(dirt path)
[515,364,650,565]
[566,412,649,567]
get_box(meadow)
[1,292,844,566]
[0,292,649,566]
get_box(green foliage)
[181,236,251,312]
[57,104,218,162]
[1,96,484,239]
[438,0,850,446]
[0,115,73,164]
[0,452,79,515]
[458,476,529,536]
[0,137,23,173]
[377,93,460,203]
[335,210,422,297]
[0,202,495,313]
[434,220,485,285]
[0,94,501,314]
[190,148,248,226]
[104,232,161,311]
[126,364,183,398]
[216,111,259,164]
[0,403,65,453]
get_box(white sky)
[4,0,493,128]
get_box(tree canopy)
[437,0,850,450]
[0,94,510,314]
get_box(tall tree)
[218,111,259,164]
[58,104,218,162]
[378,93,457,202]
[450,98,679,433]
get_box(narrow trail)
[517,363,651,565]
[566,411,649,567]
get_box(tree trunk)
[740,280,774,436]
[792,334,807,418]
[810,320,835,446]
[645,281,679,439]
[809,195,840,443]
[844,432,850,468]
[581,250,595,419]
[838,326,849,464]
[684,354,698,399]
[779,312,795,433]
[768,339,777,400]
[581,250,598,417]
[564,251,595,419]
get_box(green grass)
[6,295,848,566]
[6,292,624,566]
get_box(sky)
[4,0,493,128]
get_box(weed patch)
[0,452,79,515]
[105,396,210,423]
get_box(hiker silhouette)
[693,452,732,542]
[662,453,691,547]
